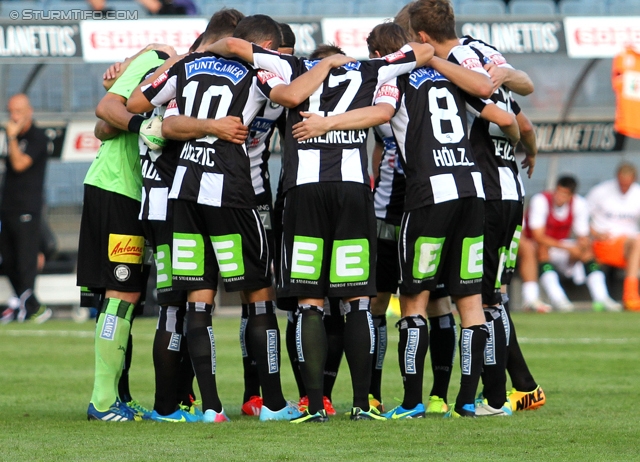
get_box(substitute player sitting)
[520,176,621,312]
[587,163,640,311]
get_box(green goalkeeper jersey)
[84,50,167,201]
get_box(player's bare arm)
[292,104,395,141]
[430,56,493,99]
[268,54,356,108]
[407,42,435,68]
[94,119,121,141]
[95,92,141,132]
[206,37,255,62]
[127,53,185,114]
[484,62,534,96]
[516,111,537,178]
[480,104,520,146]
[161,115,249,145]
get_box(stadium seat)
[356,0,407,18]
[44,1,89,12]
[107,1,149,16]
[558,0,606,16]
[0,1,44,17]
[306,0,356,17]
[609,0,640,15]
[458,0,507,16]
[509,0,557,15]
[198,0,253,17]
[253,0,304,17]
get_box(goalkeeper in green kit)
[78,44,176,421]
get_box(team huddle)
[81,0,548,423]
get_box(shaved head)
[7,93,33,135]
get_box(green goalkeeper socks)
[90,298,135,411]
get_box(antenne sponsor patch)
[152,71,168,88]
[376,84,400,101]
[460,57,483,70]
[185,56,248,84]
[409,67,446,89]
[257,70,279,84]
[385,50,406,62]
[100,314,117,340]
[108,234,144,264]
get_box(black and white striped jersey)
[138,103,183,221]
[458,37,525,202]
[252,44,418,194]
[373,123,405,224]
[374,68,488,210]
[246,100,284,203]
[459,36,514,70]
[468,87,525,201]
[141,52,284,208]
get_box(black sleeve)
[511,97,521,116]
[25,128,49,164]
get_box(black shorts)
[171,200,272,293]
[398,197,484,297]
[376,219,401,294]
[77,185,146,293]
[277,182,377,300]
[142,215,187,307]
[256,192,275,269]
[482,200,523,305]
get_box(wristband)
[127,115,146,134]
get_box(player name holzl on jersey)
[298,129,367,145]
[180,143,216,167]
[433,146,474,167]
[492,139,515,162]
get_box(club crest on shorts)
[114,264,131,282]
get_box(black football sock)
[246,301,286,411]
[323,298,344,401]
[503,297,538,391]
[397,315,429,410]
[117,333,133,403]
[369,314,387,402]
[297,305,327,414]
[153,305,184,415]
[186,302,222,413]
[455,324,489,412]
[481,306,508,409]
[240,303,261,403]
[176,333,196,407]
[342,299,374,410]
[428,313,456,402]
[286,311,306,398]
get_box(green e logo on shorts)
[413,237,445,279]
[173,233,204,277]
[291,236,324,280]
[211,234,245,278]
[461,235,484,280]
[506,225,521,270]
[330,239,370,283]
[155,244,172,289]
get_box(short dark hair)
[279,22,296,49]
[309,44,345,60]
[409,0,457,43]
[556,175,578,193]
[367,23,409,57]
[189,33,203,52]
[201,8,245,44]
[233,15,281,50]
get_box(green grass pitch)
[1,311,640,461]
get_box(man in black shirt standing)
[1,94,52,324]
